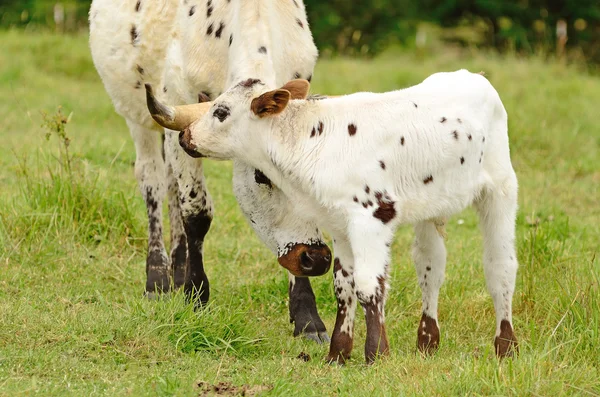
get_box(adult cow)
[89,0,331,342]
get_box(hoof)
[303,331,330,344]
[495,320,518,358]
[325,353,349,365]
[146,250,171,295]
[417,313,440,355]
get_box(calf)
[146,70,520,364]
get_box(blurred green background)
[1,0,599,66]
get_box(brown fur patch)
[373,192,396,224]
[495,320,518,358]
[417,313,440,355]
[423,175,434,184]
[400,136,405,145]
[348,123,357,136]
[379,160,386,170]
[333,258,342,273]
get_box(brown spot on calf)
[379,160,386,170]
[373,192,396,224]
[296,18,304,28]
[417,313,440,355]
[348,123,357,136]
[423,175,434,184]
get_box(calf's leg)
[412,221,447,354]
[326,238,357,364]
[474,177,519,357]
[348,224,393,364]
[127,120,170,296]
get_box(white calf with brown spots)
[148,69,520,364]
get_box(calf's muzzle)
[179,129,204,158]
[278,243,332,277]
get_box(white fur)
[187,69,520,360]
[89,0,323,266]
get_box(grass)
[0,29,599,396]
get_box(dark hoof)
[293,316,328,344]
[417,313,440,355]
[495,320,518,358]
[325,352,349,365]
[303,331,330,344]
[146,250,171,295]
[184,280,210,309]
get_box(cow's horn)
[145,83,212,130]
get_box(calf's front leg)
[349,222,394,364]
[326,238,357,364]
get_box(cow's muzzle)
[278,243,332,277]
[179,129,204,158]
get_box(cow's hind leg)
[165,149,187,288]
[166,130,213,306]
[412,221,446,354]
[474,175,519,357]
[289,274,329,343]
[127,120,170,296]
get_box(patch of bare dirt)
[197,381,271,396]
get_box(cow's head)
[145,80,331,277]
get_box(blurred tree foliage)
[1,0,599,63]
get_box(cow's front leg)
[349,221,393,364]
[412,221,447,354]
[326,237,357,364]
[127,120,170,296]
[165,145,187,289]
[167,130,214,306]
[288,274,329,343]
[232,161,330,342]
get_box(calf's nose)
[179,129,203,158]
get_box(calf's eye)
[213,107,230,122]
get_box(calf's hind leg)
[412,221,447,354]
[474,177,519,357]
[127,119,170,296]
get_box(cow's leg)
[165,149,187,288]
[326,237,357,364]
[166,130,213,306]
[126,120,170,296]
[288,274,329,343]
[412,221,446,354]
[474,178,519,357]
[232,161,329,342]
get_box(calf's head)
[145,80,331,277]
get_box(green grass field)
[0,30,599,396]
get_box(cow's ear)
[251,89,291,117]
[281,79,310,100]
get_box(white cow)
[89,0,331,342]
[147,70,520,364]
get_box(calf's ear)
[251,89,291,117]
[281,79,310,99]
